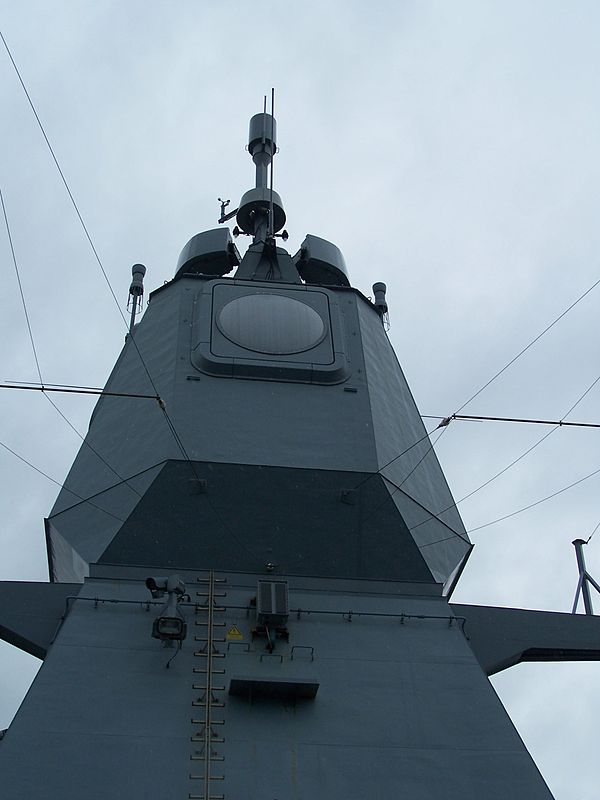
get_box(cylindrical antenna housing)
[236,111,285,240]
[129,263,146,297]
[248,113,276,153]
[248,113,276,190]
[128,263,146,334]
[372,282,388,316]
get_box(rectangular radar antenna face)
[190,280,350,384]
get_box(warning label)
[226,624,244,641]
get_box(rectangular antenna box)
[257,580,289,627]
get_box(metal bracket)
[572,538,600,614]
[291,645,314,662]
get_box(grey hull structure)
[2,112,599,798]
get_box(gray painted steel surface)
[0,581,78,658]
[2,112,597,799]
[453,602,600,674]
[0,571,554,799]
[44,272,470,587]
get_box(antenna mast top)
[235,94,286,243]
[248,111,276,190]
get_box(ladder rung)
[190,774,224,781]
[191,735,224,743]
[194,636,226,642]
[194,600,226,605]
[193,701,225,708]
[194,664,225,675]
[190,754,225,761]
[194,608,226,614]
[189,795,224,800]
[191,718,225,725]
[193,684,225,691]
[194,652,225,659]
[195,621,226,627]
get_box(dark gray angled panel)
[453,603,600,675]
[47,463,164,576]
[0,581,80,658]
[99,460,435,583]
[385,481,472,586]
[357,300,468,543]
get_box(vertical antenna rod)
[269,88,275,238]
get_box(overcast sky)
[1,2,599,797]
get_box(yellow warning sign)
[226,624,244,641]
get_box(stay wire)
[0,438,125,524]
[454,276,600,415]
[354,275,600,517]
[422,413,600,429]
[411,371,600,536]
[1,382,160,400]
[350,424,443,494]
[0,185,42,381]
[1,183,141,499]
[376,426,471,547]
[9,31,595,555]
[0,30,124,322]
[587,519,600,544]
[0,29,488,546]
[364,275,600,523]
[0,31,201,485]
[42,395,142,499]
[467,464,600,534]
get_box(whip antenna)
[269,88,275,238]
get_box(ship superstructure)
[1,110,599,799]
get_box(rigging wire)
[362,275,600,521]
[409,372,600,535]
[0,22,434,531]
[587,519,600,544]
[373,272,600,542]
[0,30,123,321]
[0,186,42,380]
[4,29,598,554]
[467,463,600,534]
[350,424,443,494]
[371,425,471,547]
[350,273,600,536]
[1,184,142,499]
[375,278,600,513]
[389,275,600,514]
[1,382,160,400]
[454,276,600,415]
[421,412,600,429]
[0,30,202,484]
[0,38,270,566]
[0,438,125,523]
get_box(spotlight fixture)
[145,575,187,644]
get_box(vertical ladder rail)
[190,572,227,800]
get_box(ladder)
[189,572,227,800]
